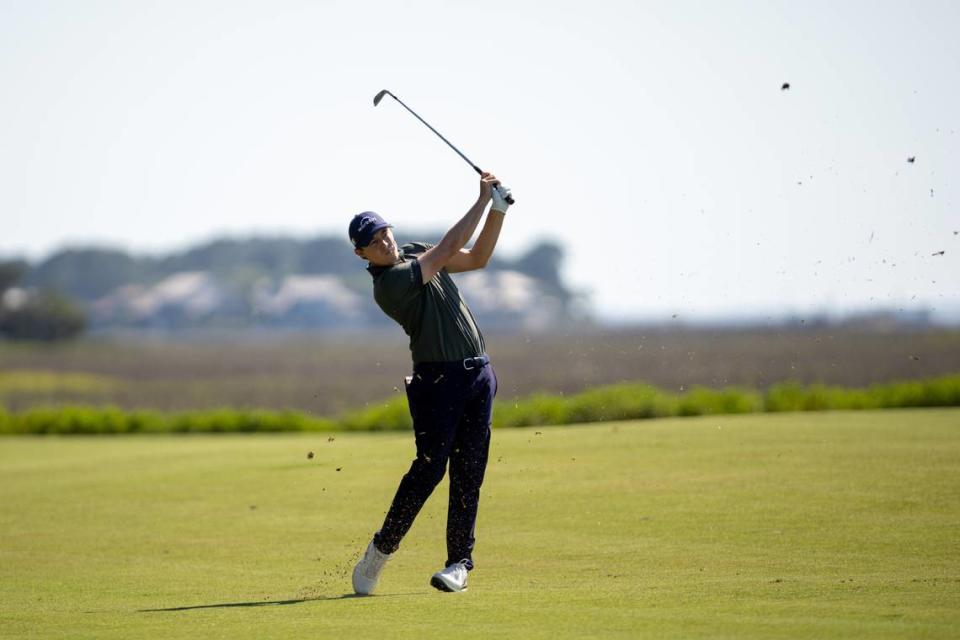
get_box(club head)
[373,90,390,106]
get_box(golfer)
[349,172,511,594]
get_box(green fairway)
[1,410,958,639]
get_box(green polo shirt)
[368,242,485,364]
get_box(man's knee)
[449,456,488,490]
[407,455,447,489]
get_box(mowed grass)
[1,410,958,639]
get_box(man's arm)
[445,210,505,273]
[446,181,512,273]
[417,173,498,283]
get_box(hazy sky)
[1,1,957,321]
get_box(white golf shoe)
[352,539,391,595]
[430,560,469,592]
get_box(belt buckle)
[463,357,477,370]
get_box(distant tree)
[0,260,26,292]
[0,289,87,341]
[24,249,148,300]
[510,242,565,287]
[497,241,570,303]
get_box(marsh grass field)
[1,328,960,414]
[2,409,958,638]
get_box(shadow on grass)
[137,592,416,612]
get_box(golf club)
[373,89,515,205]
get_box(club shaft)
[376,90,514,204]
[387,93,481,174]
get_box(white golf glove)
[491,184,512,214]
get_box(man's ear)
[354,247,365,259]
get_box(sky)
[1,0,957,322]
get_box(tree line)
[0,261,86,341]
[1,233,572,340]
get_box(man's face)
[356,227,400,266]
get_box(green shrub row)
[492,383,763,427]
[764,376,960,412]
[1,374,958,435]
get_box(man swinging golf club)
[349,171,512,594]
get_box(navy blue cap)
[349,211,392,249]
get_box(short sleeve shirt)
[368,243,485,364]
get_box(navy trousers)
[374,359,497,570]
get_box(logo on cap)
[349,211,391,248]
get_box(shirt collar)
[367,255,405,278]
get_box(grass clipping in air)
[1,409,958,638]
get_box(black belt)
[413,354,490,373]
[462,354,490,370]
